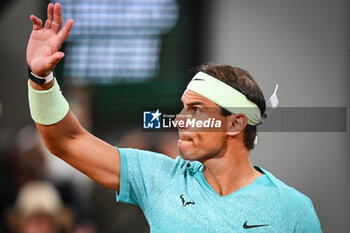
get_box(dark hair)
[198,64,266,150]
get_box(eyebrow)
[185,101,205,106]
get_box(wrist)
[28,67,54,85]
[29,79,54,91]
[28,78,69,125]
[31,70,51,77]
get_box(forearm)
[36,110,85,154]
[36,109,120,190]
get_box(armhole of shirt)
[115,147,136,204]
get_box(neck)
[201,140,262,196]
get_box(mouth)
[178,133,194,150]
[179,133,192,141]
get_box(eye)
[193,107,201,114]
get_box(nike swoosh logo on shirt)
[243,221,269,229]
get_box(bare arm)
[27,3,120,191]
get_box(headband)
[187,72,262,125]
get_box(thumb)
[47,52,65,66]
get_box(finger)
[51,3,63,33]
[44,3,54,29]
[47,52,65,66]
[57,19,74,44]
[47,3,53,21]
[44,19,52,29]
[30,15,42,31]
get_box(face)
[22,214,56,233]
[176,90,231,162]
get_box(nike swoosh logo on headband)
[192,78,205,81]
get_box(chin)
[178,148,192,160]
[179,155,197,162]
[178,148,201,161]
[178,139,196,155]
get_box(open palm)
[26,3,73,77]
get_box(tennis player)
[26,3,322,232]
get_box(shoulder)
[117,147,172,162]
[116,147,184,176]
[269,173,315,214]
[115,148,186,206]
[257,166,315,209]
[279,183,322,232]
[258,166,322,232]
[278,181,315,214]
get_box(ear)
[226,113,248,136]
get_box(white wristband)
[30,71,54,84]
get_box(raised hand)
[26,3,73,77]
